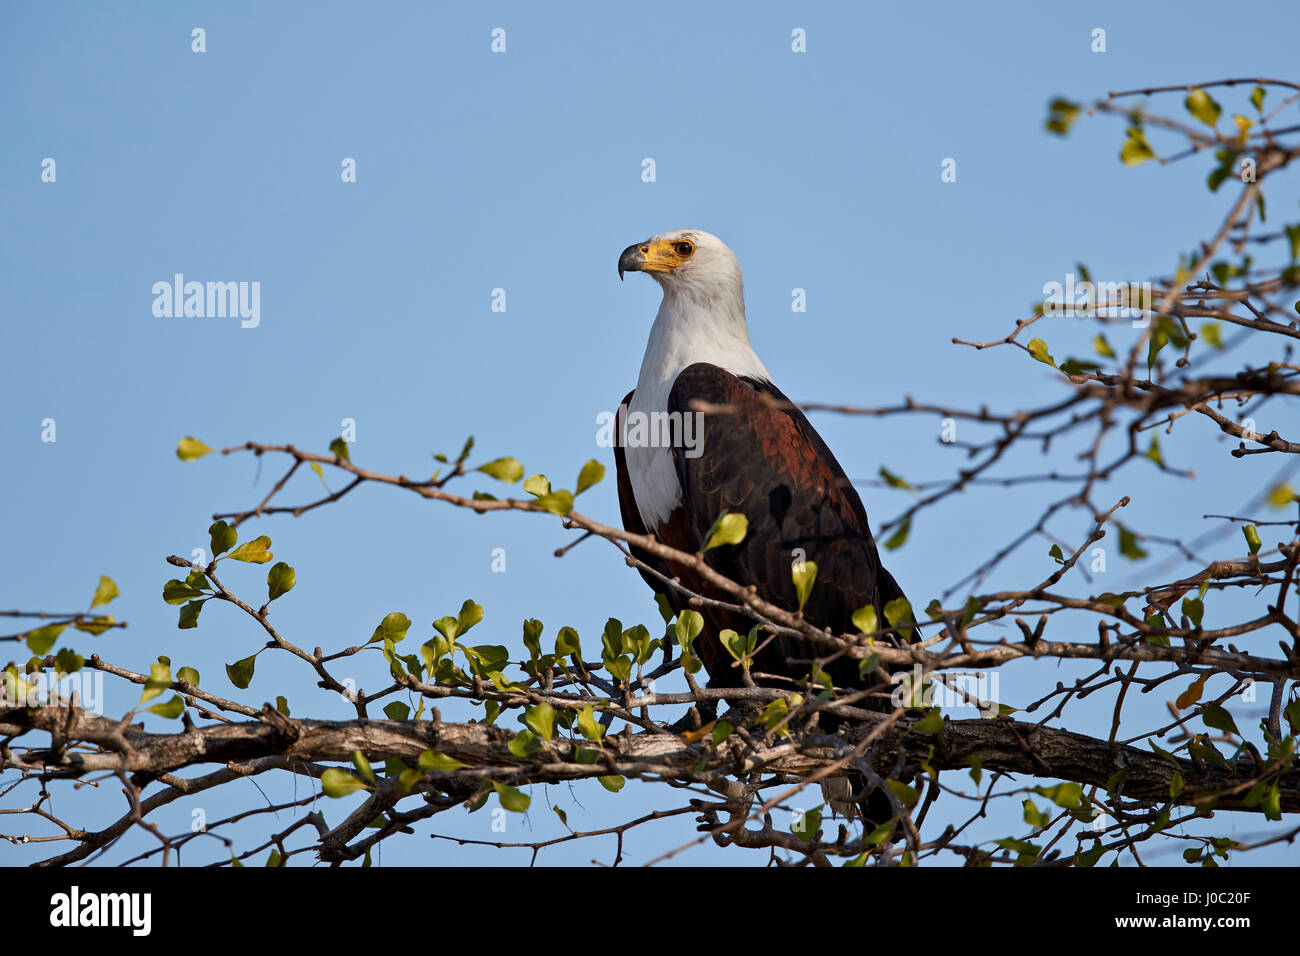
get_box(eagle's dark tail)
[857,778,897,836]
[819,772,897,837]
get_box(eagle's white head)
[618,228,772,526]
[618,228,768,386]
[618,228,744,306]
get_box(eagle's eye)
[674,241,694,257]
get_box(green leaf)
[554,626,581,658]
[1118,525,1148,560]
[1045,97,1080,135]
[625,624,656,665]
[1199,322,1223,350]
[1184,88,1222,129]
[759,694,800,737]
[267,562,296,602]
[90,575,119,609]
[73,614,114,636]
[1093,334,1116,359]
[1027,337,1055,367]
[25,622,66,656]
[712,720,734,746]
[654,593,675,625]
[1023,798,1051,828]
[1250,85,1266,112]
[370,612,412,644]
[524,701,556,741]
[857,653,880,680]
[675,609,703,652]
[1033,782,1083,810]
[1058,358,1100,377]
[455,600,483,637]
[598,775,625,793]
[866,819,896,845]
[883,515,911,551]
[575,460,605,495]
[276,695,291,716]
[163,578,204,605]
[177,601,204,629]
[1262,782,1281,821]
[886,779,919,810]
[351,750,375,784]
[56,648,85,674]
[1176,673,1208,710]
[176,436,212,461]
[1075,844,1106,867]
[493,781,530,812]
[1203,705,1240,737]
[139,660,172,705]
[1243,524,1262,555]
[1268,483,1298,507]
[329,437,350,462]
[720,626,759,665]
[209,520,237,559]
[523,474,550,496]
[852,605,879,635]
[576,703,604,741]
[1145,435,1164,467]
[704,512,748,550]
[508,729,541,757]
[1170,772,1185,801]
[226,654,256,689]
[1207,149,1238,192]
[531,490,574,516]
[146,694,185,719]
[226,535,273,564]
[476,457,524,483]
[605,654,632,682]
[1182,597,1204,629]
[383,701,409,720]
[879,467,914,491]
[321,768,368,798]
[912,708,944,734]
[1120,126,1155,166]
[601,618,624,659]
[791,560,817,611]
[418,750,466,772]
[883,598,915,642]
[1048,544,1064,564]
[521,618,543,660]
[791,804,823,842]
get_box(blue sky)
[2,1,1297,865]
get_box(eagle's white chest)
[625,291,770,531]
[625,376,684,531]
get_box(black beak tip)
[618,242,645,282]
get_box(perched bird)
[613,228,911,826]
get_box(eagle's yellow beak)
[618,239,682,280]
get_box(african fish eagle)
[612,228,911,824]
